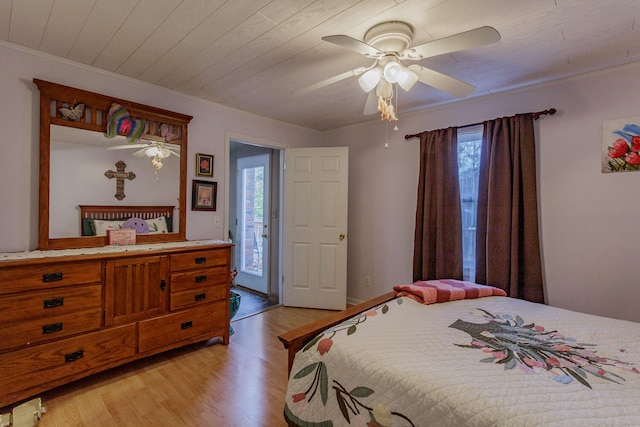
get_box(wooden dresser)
[0,242,232,409]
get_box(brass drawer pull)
[42,322,63,334]
[64,350,84,363]
[195,256,206,264]
[194,293,206,301]
[42,272,63,282]
[181,321,193,330]
[195,275,207,283]
[43,297,64,309]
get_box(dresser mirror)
[35,79,192,250]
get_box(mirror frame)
[34,79,192,250]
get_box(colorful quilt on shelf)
[284,282,640,426]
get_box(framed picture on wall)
[196,153,214,177]
[192,180,217,211]
[602,116,640,173]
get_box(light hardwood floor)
[35,306,334,427]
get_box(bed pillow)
[146,216,169,234]
[91,219,126,236]
[82,218,94,236]
[122,217,149,234]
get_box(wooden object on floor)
[278,291,396,373]
[28,306,332,427]
[0,243,232,409]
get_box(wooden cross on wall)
[104,160,136,200]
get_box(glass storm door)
[236,154,270,294]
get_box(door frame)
[225,132,289,303]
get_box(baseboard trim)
[346,297,364,307]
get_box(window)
[457,125,483,282]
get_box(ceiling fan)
[107,139,180,170]
[295,21,501,118]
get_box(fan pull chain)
[385,121,389,149]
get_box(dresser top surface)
[0,240,231,265]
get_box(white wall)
[326,61,640,323]
[0,42,322,252]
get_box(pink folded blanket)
[393,279,507,305]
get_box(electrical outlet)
[364,275,371,287]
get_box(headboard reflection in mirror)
[34,79,192,250]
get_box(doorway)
[226,139,349,312]
[235,154,270,294]
[228,139,281,307]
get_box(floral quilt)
[284,296,640,426]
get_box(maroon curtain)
[475,114,544,303]
[413,127,463,282]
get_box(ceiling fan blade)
[363,90,379,115]
[293,67,367,95]
[132,148,149,157]
[408,65,475,98]
[321,35,382,57]
[406,26,500,60]
[157,146,169,158]
[160,146,181,158]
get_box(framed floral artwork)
[602,116,640,173]
[192,180,217,211]
[196,153,214,177]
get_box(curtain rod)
[403,108,557,140]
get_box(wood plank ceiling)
[1,0,639,131]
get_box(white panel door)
[283,147,348,310]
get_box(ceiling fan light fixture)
[383,61,403,83]
[144,146,160,157]
[358,67,382,93]
[397,68,419,91]
[358,67,382,92]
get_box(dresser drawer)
[0,261,102,294]
[170,266,227,292]
[1,308,102,352]
[138,302,225,353]
[0,324,136,398]
[0,284,102,323]
[170,284,227,311]
[170,248,229,272]
[0,285,103,351]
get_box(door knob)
[339,233,345,240]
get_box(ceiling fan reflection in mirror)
[295,21,500,121]
[107,138,180,170]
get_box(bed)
[79,205,175,236]
[278,280,640,426]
